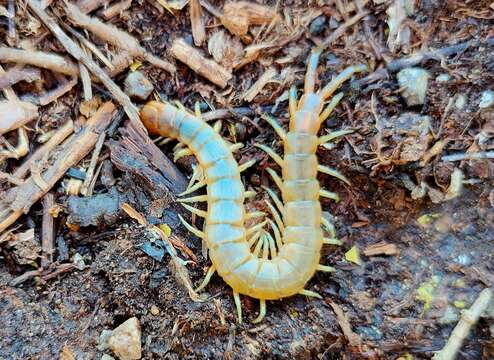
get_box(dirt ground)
[1,0,493,359]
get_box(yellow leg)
[252,299,266,324]
[179,181,206,196]
[255,144,283,167]
[299,289,322,299]
[317,264,336,272]
[239,159,256,173]
[318,165,351,185]
[181,203,207,217]
[319,93,344,123]
[195,265,216,292]
[266,168,283,192]
[319,64,367,101]
[261,114,286,140]
[233,291,242,323]
[178,214,204,238]
[178,195,208,203]
[304,47,323,94]
[319,128,354,144]
[319,189,340,202]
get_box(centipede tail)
[140,49,366,323]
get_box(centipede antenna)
[179,180,206,196]
[319,189,340,202]
[254,144,283,167]
[261,114,286,140]
[321,217,336,239]
[264,200,285,234]
[299,289,322,299]
[239,159,256,173]
[178,195,208,203]
[317,264,336,272]
[181,203,207,218]
[289,85,298,118]
[245,211,265,220]
[252,299,266,324]
[267,219,283,250]
[195,265,216,292]
[230,143,244,152]
[245,190,257,199]
[266,168,283,192]
[213,120,222,133]
[318,165,351,185]
[233,291,242,323]
[246,220,268,237]
[319,64,367,101]
[319,92,344,123]
[194,101,202,118]
[323,237,343,246]
[319,129,354,145]
[174,148,193,162]
[178,214,205,238]
[264,187,285,218]
[304,47,323,94]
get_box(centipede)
[140,48,366,323]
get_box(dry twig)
[41,193,55,267]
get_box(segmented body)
[140,49,366,321]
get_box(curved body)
[141,100,323,300]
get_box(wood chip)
[221,1,279,36]
[190,0,206,46]
[171,38,232,88]
[363,242,399,256]
[242,67,277,102]
[0,100,38,136]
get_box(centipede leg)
[319,128,354,145]
[233,291,242,323]
[267,219,283,250]
[178,214,205,238]
[254,144,283,167]
[319,64,367,101]
[230,143,244,152]
[318,165,351,185]
[264,199,284,234]
[266,168,283,192]
[319,189,340,202]
[261,114,286,140]
[317,264,336,272]
[239,159,256,173]
[321,216,336,239]
[252,299,267,324]
[195,265,216,292]
[319,93,344,124]
[174,148,193,162]
[245,190,257,199]
[179,180,206,196]
[178,195,208,203]
[181,203,207,217]
[299,289,322,299]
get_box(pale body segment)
[140,48,366,322]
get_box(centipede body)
[140,49,366,322]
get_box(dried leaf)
[208,30,244,70]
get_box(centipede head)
[140,101,163,135]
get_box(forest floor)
[0,0,493,359]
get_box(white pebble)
[479,90,494,109]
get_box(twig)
[326,299,362,349]
[387,40,476,73]
[7,0,16,42]
[0,47,79,76]
[0,100,39,136]
[14,120,74,179]
[170,38,232,88]
[27,0,143,131]
[41,193,55,267]
[64,2,176,74]
[190,0,205,46]
[0,67,41,90]
[442,151,494,162]
[9,262,76,286]
[0,102,115,234]
[433,288,493,360]
[321,10,370,48]
[75,0,110,14]
[81,130,105,196]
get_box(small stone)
[98,330,113,351]
[435,74,450,83]
[124,71,154,101]
[455,94,467,110]
[108,317,142,360]
[150,305,160,316]
[72,253,86,271]
[102,355,115,360]
[479,90,494,108]
[439,305,459,324]
[309,16,326,35]
[397,67,430,106]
